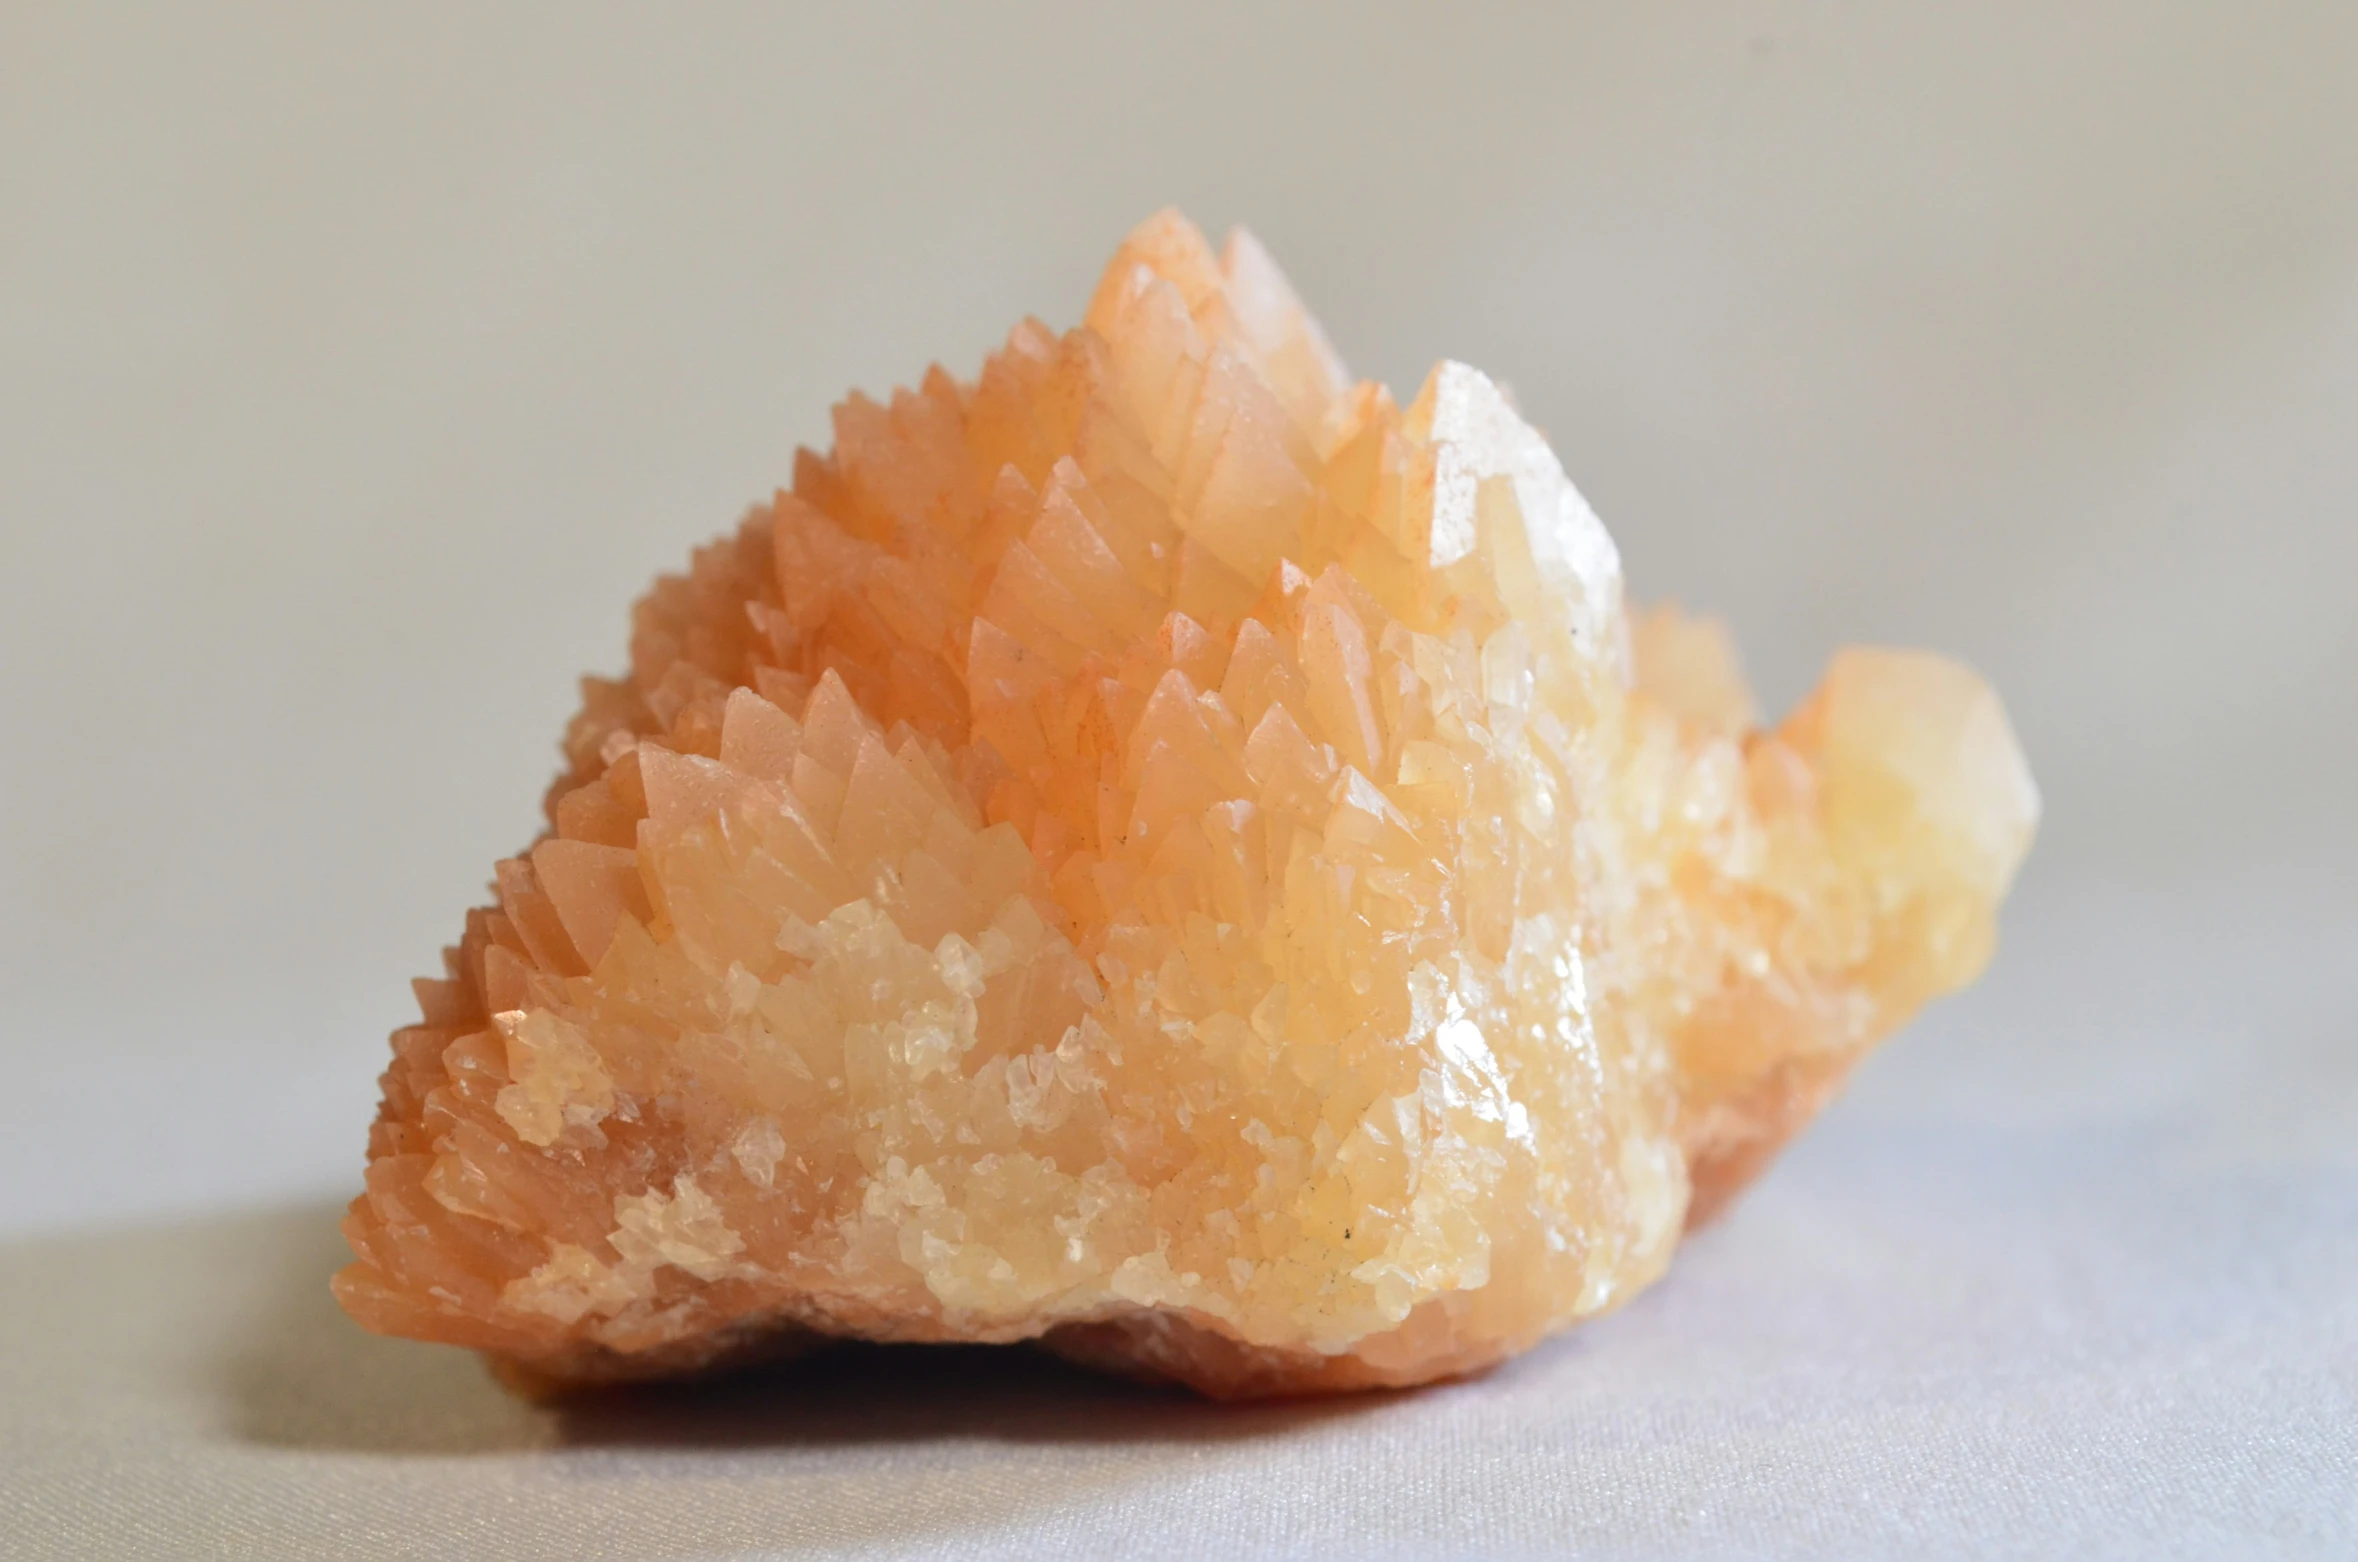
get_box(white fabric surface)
[4,4,2354,1556]
[5,868,2353,1560]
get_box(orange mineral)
[336,212,2037,1396]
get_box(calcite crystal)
[337,212,2037,1397]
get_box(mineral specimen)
[336,211,2037,1397]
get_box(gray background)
[3,4,2352,1557]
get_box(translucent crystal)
[336,211,2037,1397]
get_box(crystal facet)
[336,212,2037,1397]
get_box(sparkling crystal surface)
[336,212,2037,1396]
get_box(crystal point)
[337,213,2036,1396]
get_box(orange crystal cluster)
[336,212,2038,1396]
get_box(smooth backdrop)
[2,4,2352,1558]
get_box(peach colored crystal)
[335,212,2037,1397]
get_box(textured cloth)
[5,871,2351,1560]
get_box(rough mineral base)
[337,212,2037,1397]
